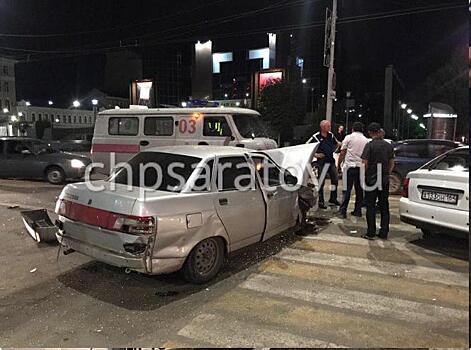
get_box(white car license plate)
[421,190,458,205]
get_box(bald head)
[320,120,331,133]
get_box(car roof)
[98,107,260,116]
[0,137,36,141]
[142,145,250,158]
[396,139,459,145]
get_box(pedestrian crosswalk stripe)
[258,259,469,309]
[291,239,469,270]
[240,273,468,333]
[177,313,345,348]
[278,248,468,287]
[208,289,467,348]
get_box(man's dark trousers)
[339,167,363,215]
[365,185,390,237]
[318,162,338,205]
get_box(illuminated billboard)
[258,70,283,93]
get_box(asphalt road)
[0,178,468,347]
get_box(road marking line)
[178,313,344,348]
[240,273,468,333]
[278,248,468,287]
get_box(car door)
[3,140,38,178]
[213,156,265,249]
[251,155,298,241]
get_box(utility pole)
[324,0,337,122]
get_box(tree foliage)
[257,80,305,144]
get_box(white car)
[399,146,469,238]
[53,144,318,283]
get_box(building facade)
[0,57,17,113]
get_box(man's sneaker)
[361,234,375,240]
[377,232,388,240]
[319,202,327,209]
[337,211,347,219]
[350,211,362,217]
[329,199,341,206]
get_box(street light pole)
[325,0,337,122]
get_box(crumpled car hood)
[257,142,319,186]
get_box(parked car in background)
[0,137,91,184]
[389,139,463,194]
[54,144,318,283]
[399,146,469,239]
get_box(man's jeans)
[339,167,363,214]
[365,186,390,237]
[317,162,338,204]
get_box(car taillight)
[109,214,155,235]
[57,199,67,216]
[402,178,410,198]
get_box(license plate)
[421,190,458,205]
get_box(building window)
[5,100,10,110]
[32,114,36,122]
[63,115,67,123]
[50,115,54,122]
[79,116,82,124]
[4,82,8,92]
[38,114,42,121]
[3,66,8,75]
[68,116,71,123]
[73,116,77,124]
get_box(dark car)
[389,139,463,194]
[0,137,91,184]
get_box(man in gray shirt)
[361,122,395,240]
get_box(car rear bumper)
[57,217,185,275]
[399,197,469,235]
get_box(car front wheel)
[46,166,65,185]
[389,173,402,194]
[182,237,225,284]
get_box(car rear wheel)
[46,166,65,185]
[389,173,402,194]
[182,237,224,284]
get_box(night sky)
[0,0,467,124]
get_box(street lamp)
[419,123,426,129]
[2,108,8,113]
[10,115,17,122]
[411,114,418,120]
[48,100,53,106]
[181,101,187,107]
[400,103,407,109]
[73,100,80,108]
[406,108,412,114]
[224,93,228,98]
[25,101,31,106]
[302,78,307,84]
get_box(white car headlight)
[71,159,86,168]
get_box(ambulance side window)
[108,117,139,136]
[144,117,174,136]
[203,116,232,137]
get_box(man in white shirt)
[337,122,369,218]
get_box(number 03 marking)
[179,119,196,134]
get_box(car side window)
[5,141,28,155]
[203,116,232,137]
[144,117,174,136]
[428,144,453,158]
[108,117,139,136]
[216,156,253,191]
[395,143,428,158]
[192,159,214,192]
[251,155,282,187]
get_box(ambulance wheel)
[182,237,224,284]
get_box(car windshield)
[28,140,57,154]
[233,114,270,138]
[427,149,469,172]
[109,152,202,192]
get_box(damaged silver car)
[27,144,318,283]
